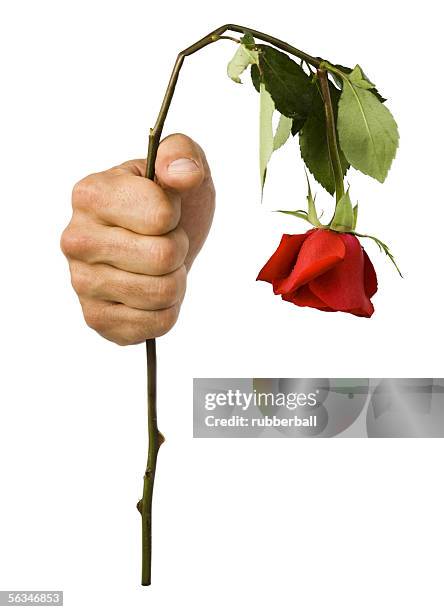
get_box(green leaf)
[259,82,275,194]
[347,65,374,90]
[291,116,306,136]
[251,63,260,92]
[337,68,399,182]
[227,44,258,84]
[251,64,306,136]
[332,64,386,102]
[273,114,293,151]
[257,45,313,120]
[330,189,355,232]
[299,81,349,195]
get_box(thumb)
[155,133,215,270]
[155,133,206,192]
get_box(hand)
[61,134,215,345]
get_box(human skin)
[61,134,215,345]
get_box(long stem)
[148,24,321,145]
[138,127,167,586]
[317,68,345,205]
[139,337,164,585]
[139,24,323,587]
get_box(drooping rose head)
[257,228,377,317]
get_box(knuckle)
[153,236,179,273]
[60,226,93,259]
[158,277,179,305]
[80,300,147,346]
[118,327,146,346]
[72,176,93,207]
[60,226,73,257]
[70,263,95,296]
[153,304,180,337]
[82,303,106,333]
[152,202,179,234]
[72,174,103,212]
[157,267,186,305]
[114,337,133,347]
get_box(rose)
[257,228,377,317]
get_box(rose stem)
[137,337,164,586]
[317,68,345,206]
[139,24,322,587]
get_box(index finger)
[72,165,181,236]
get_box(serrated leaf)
[273,114,293,151]
[332,64,386,102]
[330,189,355,231]
[299,82,349,195]
[259,82,275,194]
[257,45,313,120]
[348,65,374,90]
[227,44,258,84]
[337,74,399,182]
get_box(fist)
[61,134,215,345]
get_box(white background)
[1,1,443,610]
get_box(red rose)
[257,228,377,317]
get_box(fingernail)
[168,158,200,174]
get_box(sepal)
[276,174,322,228]
[353,231,403,277]
[330,188,355,232]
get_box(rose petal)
[363,249,378,298]
[310,234,374,317]
[283,284,334,311]
[275,229,346,295]
[257,234,307,283]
